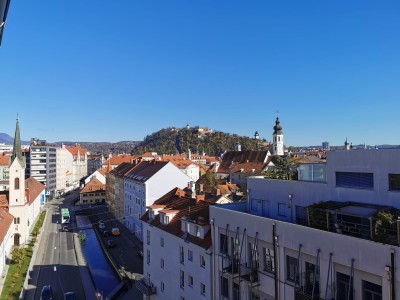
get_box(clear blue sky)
[1,1,399,146]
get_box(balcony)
[223,258,240,275]
[239,264,259,284]
[135,279,157,296]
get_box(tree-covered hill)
[132,127,270,156]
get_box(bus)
[61,208,70,224]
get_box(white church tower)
[272,115,284,156]
[8,118,28,246]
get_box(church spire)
[11,116,25,167]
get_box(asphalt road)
[24,192,86,300]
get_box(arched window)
[14,178,20,190]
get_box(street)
[24,192,86,300]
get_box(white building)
[56,145,74,196]
[28,138,57,199]
[210,148,400,300]
[138,188,223,300]
[0,208,13,279]
[66,145,88,188]
[124,161,192,241]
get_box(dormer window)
[160,213,170,225]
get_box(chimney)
[196,194,205,203]
[199,184,204,193]
[215,188,221,195]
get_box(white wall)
[210,203,399,300]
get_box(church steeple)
[11,117,25,167]
[272,114,284,156]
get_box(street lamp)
[288,194,293,223]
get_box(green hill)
[132,127,269,156]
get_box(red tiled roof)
[66,145,87,159]
[0,208,13,245]
[141,187,213,249]
[0,194,8,207]
[102,155,139,167]
[81,177,105,194]
[0,155,9,166]
[25,177,45,205]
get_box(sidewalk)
[89,206,144,300]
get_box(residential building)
[87,154,105,174]
[56,145,74,197]
[102,155,138,170]
[80,177,106,205]
[210,148,400,300]
[66,145,88,188]
[138,187,228,300]
[163,158,200,182]
[0,208,13,278]
[123,161,192,240]
[0,154,9,191]
[106,162,138,222]
[84,166,110,186]
[27,138,57,199]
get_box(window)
[160,237,164,247]
[14,217,20,224]
[161,258,164,269]
[305,262,319,296]
[221,276,229,297]
[389,174,400,191]
[200,255,205,268]
[147,230,150,245]
[220,233,228,254]
[146,249,150,265]
[180,270,185,288]
[286,255,298,283]
[14,177,19,190]
[200,283,206,296]
[278,203,286,217]
[188,249,193,262]
[336,172,374,189]
[188,275,193,287]
[161,281,165,293]
[195,225,200,237]
[336,272,353,300]
[180,246,184,264]
[263,247,274,274]
[362,280,382,300]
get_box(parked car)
[107,239,116,248]
[102,230,110,237]
[64,292,76,300]
[111,227,120,236]
[40,285,53,300]
[99,222,106,230]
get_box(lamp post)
[288,194,293,223]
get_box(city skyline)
[1,1,400,146]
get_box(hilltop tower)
[272,116,284,156]
[235,141,241,152]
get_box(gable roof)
[124,161,169,182]
[102,155,139,167]
[218,150,269,174]
[25,177,45,205]
[141,187,214,249]
[109,162,137,178]
[81,177,105,194]
[65,145,87,159]
[0,155,9,166]
[0,208,13,245]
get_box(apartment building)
[56,145,73,197]
[124,161,192,241]
[66,145,88,188]
[27,138,57,199]
[210,148,400,300]
[138,187,228,300]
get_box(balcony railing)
[135,279,157,296]
[239,264,259,284]
[223,258,240,275]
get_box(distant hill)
[0,133,29,145]
[132,127,269,156]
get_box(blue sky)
[1,1,399,146]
